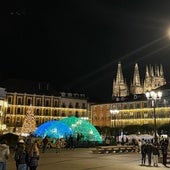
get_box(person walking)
[14,143,29,170]
[140,141,147,166]
[0,140,10,170]
[138,139,142,153]
[14,139,26,170]
[145,141,153,166]
[56,138,61,153]
[161,138,169,166]
[42,137,48,153]
[28,141,40,170]
[152,143,160,167]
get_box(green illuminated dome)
[60,116,102,142]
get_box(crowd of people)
[0,137,40,170]
[139,137,169,167]
[14,138,40,170]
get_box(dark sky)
[1,0,170,102]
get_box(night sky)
[1,0,170,102]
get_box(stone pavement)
[7,148,170,170]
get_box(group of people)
[0,137,40,170]
[14,138,40,170]
[42,137,62,153]
[139,137,169,167]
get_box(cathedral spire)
[130,63,143,94]
[155,65,160,77]
[132,63,141,86]
[145,65,149,78]
[112,62,129,98]
[160,64,164,77]
[150,65,154,77]
[116,61,124,84]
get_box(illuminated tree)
[21,106,36,136]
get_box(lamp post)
[110,109,119,128]
[145,91,162,143]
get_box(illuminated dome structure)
[33,120,73,138]
[59,116,102,142]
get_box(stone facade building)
[0,79,88,133]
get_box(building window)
[54,110,59,116]
[16,117,21,123]
[36,99,41,106]
[82,103,86,109]
[54,100,58,107]
[123,104,127,109]
[75,102,79,108]
[27,98,31,105]
[130,112,133,118]
[124,113,128,119]
[7,97,12,104]
[159,111,165,118]
[82,111,85,117]
[36,109,40,115]
[61,112,65,117]
[75,111,79,117]
[136,112,140,118]
[144,113,148,118]
[61,103,66,108]
[68,111,72,116]
[143,102,147,108]
[6,117,10,124]
[36,118,39,125]
[17,97,23,105]
[45,100,50,107]
[130,104,133,109]
[136,103,140,109]
[17,108,21,114]
[69,103,73,108]
[45,109,48,116]
[7,108,10,114]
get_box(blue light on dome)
[60,117,102,142]
[34,120,73,138]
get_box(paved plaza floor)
[7,148,170,170]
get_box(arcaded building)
[0,79,88,133]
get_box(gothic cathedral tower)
[112,62,129,98]
[143,64,166,92]
[130,63,143,94]
[112,62,166,99]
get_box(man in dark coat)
[145,141,153,166]
[141,141,147,165]
[161,138,169,166]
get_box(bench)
[91,145,136,154]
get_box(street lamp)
[110,109,119,128]
[145,91,162,143]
